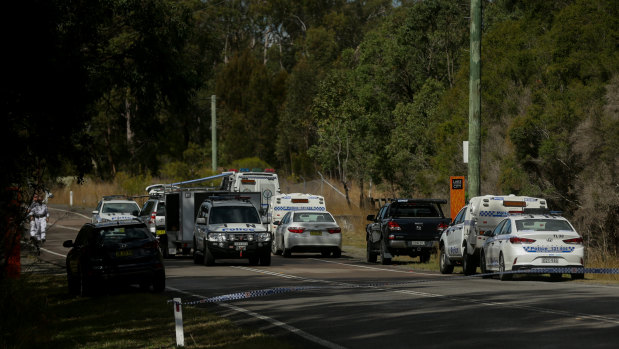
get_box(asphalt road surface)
[34,206,619,349]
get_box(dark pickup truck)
[366,199,449,264]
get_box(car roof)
[88,219,146,228]
[291,210,332,215]
[102,199,139,204]
[510,214,567,221]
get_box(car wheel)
[420,253,430,263]
[321,251,331,257]
[79,268,92,296]
[462,245,476,275]
[332,248,341,258]
[380,240,391,265]
[259,251,271,266]
[571,272,584,280]
[192,239,201,264]
[153,271,165,293]
[366,239,377,263]
[283,241,291,258]
[161,235,170,259]
[499,253,512,281]
[439,245,454,274]
[67,266,79,296]
[249,255,259,265]
[480,251,491,279]
[272,238,282,255]
[203,245,215,266]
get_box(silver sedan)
[272,210,342,258]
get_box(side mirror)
[132,210,139,216]
[273,221,280,226]
[196,217,206,225]
[62,240,74,248]
[366,215,375,221]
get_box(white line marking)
[310,258,448,276]
[166,286,347,349]
[40,248,66,258]
[53,224,79,231]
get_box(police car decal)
[273,206,326,211]
[523,246,576,253]
[219,227,259,232]
[478,210,510,217]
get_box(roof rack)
[205,195,252,203]
[102,195,130,201]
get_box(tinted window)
[103,202,140,214]
[75,227,92,246]
[454,206,467,224]
[293,212,335,223]
[156,202,165,215]
[140,201,155,217]
[515,219,573,232]
[209,206,261,224]
[97,226,150,244]
[492,221,505,236]
[500,220,512,235]
[390,203,439,218]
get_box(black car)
[63,220,165,295]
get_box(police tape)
[167,268,619,306]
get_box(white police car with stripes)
[439,195,548,275]
[480,213,584,280]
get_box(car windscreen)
[97,226,151,244]
[293,212,335,223]
[515,219,574,232]
[209,206,261,224]
[390,203,439,218]
[102,203,140,214]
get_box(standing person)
[29,192,49,244]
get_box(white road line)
[53,224,79,231]
[49,207,91,220]
[310,258,449,276]
[230,266,619,325]
[40,248,66,258]
[166,286,347,349]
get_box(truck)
[366,199,450,265]
[220,168,281,214]
[267,193,326,232]
[438,195,548,275]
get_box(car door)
[67,226,92,275]
[276,212,291,249]
[486,220,506,270]
[368,206,387,244]
[446,206,467,257]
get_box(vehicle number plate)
[234,242,248,246]
[410,241,425,246]
[542,257,559,263]
[116,250,133,257]
[156,229,165,235]
[310,231,322,236]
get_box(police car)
[480,213,585,280]
[192,195,271,266]
[91,196,141,223]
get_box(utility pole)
[468,0,482,198]
[211,95,217,172]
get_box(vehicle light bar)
[291,199,309,203]
[241,179,256,184]
[503,201,526,207]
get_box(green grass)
[1,273,295,349]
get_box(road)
[35,207,619,349]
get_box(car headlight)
[257,232,271,242]
[207,233,226,242]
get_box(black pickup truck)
[366,199,449,264]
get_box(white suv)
[92,196,141,223]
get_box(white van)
[439,195,548,275]
[268,193,326,232]
[221,169,281,214]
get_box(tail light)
[563,237,583,244]
[327,228,341,234]
[509,237,536,244]
[149,211,156,224]
[437,223,448,232]
[143,240,159,250]
[388,221,401,231]
[288,227,305,234]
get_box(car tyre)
[153,271,165,293]
[439,245,454,274]
[283,241,291,258]
[499,253,512,281]
[79,268,92,296]
[380,240,391,265]
[259,251,271,266]
[203,245,215,266]
[462,245,476,275]
[366,239,377,263]
[332,249,341,258]
[249,255,259,265]
[67,268,79,296]
[480,251,491,279]
[193,239,202,264]
[160,235,170,259]
[271,238,282,255]
[420,252,430,263]
[321,251,331,257]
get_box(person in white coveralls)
[29,193,49,244]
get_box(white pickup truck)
[439,195,548,275]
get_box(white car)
[272,210,342,258]
[480,214,584,280]
[92,196,141,223]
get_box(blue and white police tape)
[478,267,619,277]
[168,285,329,305]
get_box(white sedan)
[272,210,342,258]
[480,214,584,280]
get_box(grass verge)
[1,272,295,349]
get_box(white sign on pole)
[173,298,185,347]
[463,141,469,164]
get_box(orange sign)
[449,176,466,221]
